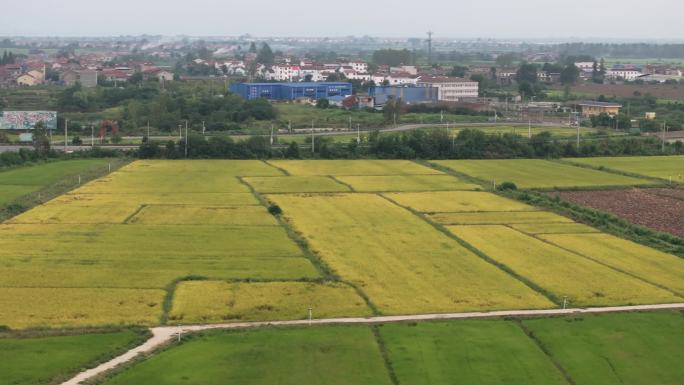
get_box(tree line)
[138,129,684,160]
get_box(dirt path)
[60,302,684,385]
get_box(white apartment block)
[271,65,301,81]
[345,61,368,73]
[574,62,595,71]
[417,76,479,101]
[606,69,643,81]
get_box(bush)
[268,204,282,216]
[496,181,518,191]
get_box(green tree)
[256,43,274,65]
[32,121,51,156]
[560,64,579,85]
[516,62,538,84]
[285,141,300,158]
[316,98,330,109]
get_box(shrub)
[268,204,282,216]
[496,181,518,191]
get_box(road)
[60,302,684,385]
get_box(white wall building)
[417,76,479,101]
[606,68,643,81]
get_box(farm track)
[60,302,684,385]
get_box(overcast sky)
[1,0,682,40]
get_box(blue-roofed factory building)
[230,82,353,101]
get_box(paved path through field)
[61,302,684,385]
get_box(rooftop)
[578,101,623,108]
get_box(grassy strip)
[514,320,577,385]
[122,204,147,224]
[501,190,684,258]
[378,193,561,307]
[237,176,381,315]
[160,275,209,325]
[328,175,356,191]
[262,159,290,176]
[0,158,131,222]
[238,176,337,280]
[370,325,401,385]
[419,160,491,189]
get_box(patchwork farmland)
[1,157,683,385]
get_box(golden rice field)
[170,281,373,323]
[268,160,442,176]
[1,159,683,329]
[268,193,554,314]
[336,175,479,192]
[540,233,684,295]
[243,176,351,193]
[432,159,652,189]
[0,287,164,329]
[510,222,600,234]
[448,225,680,306]
[385,191,537,212]
[128,205,279,226]
[428,211,572,225]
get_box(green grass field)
[0,159,110,205]
[522,311,684,385]
[433,159,653,189]
[566,156,684,183]
[102,326,393,385]
[0,330,142,385]
[97,312,683,385]
[380,321,569,385]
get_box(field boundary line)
[514,319,578,385]
[378,193,562,306]
[239,177,381,315]
[507,224,684,298]
[327,175,356,192]
[59,303,684,385]
[261,160,290,176]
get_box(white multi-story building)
[574,62,595,71]
[607,67,643,81]
[388,73,419,85]
[417,76,479,101]
[271,65,301,81]
[345,61,368,73]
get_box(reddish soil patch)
[548,188,684,238]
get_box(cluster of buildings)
[574,62,684,83]
[231,75,480,110]
[0,52,175,88]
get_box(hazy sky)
[1,0,682,40]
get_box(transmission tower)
[427,31,433,66]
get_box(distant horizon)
[3,34,684,45]
[1,0,681,40]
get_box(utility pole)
[662,121,667,152]
[91,124,94,147]
[427,31,433,66]
[202,121,205,135]
[356,124,360,144]
[311,125,315,153]
[528,117,532,139]
[64,118,68,152]
[147,121,150,139]
[270,124,274,145]
[349,116,352,130]
[308,306,313,325]
[184,120,188,159]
